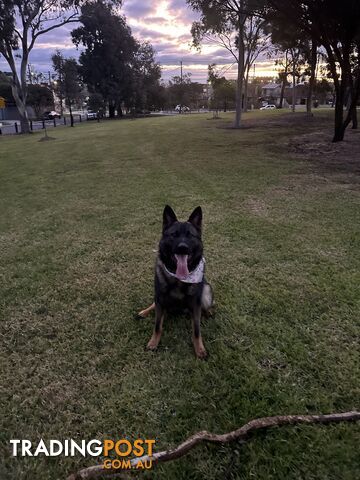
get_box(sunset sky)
[0,0,277,83]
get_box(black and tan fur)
[139,205,213,359]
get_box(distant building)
[261,83,282,100]
[260,82,310,107]
[0,71,55,120]
[245,83,264,109]
[285,83,309,105]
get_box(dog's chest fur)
[155,257,202,308]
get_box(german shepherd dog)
[139,206,213,359]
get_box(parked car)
[260,104,276,110]
[175,105,190,112]
[42,110,61,119]
[86,110,98,120]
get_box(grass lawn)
[0,110,359,479]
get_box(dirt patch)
[217,112,328,130]
[244,126,359,224]
[243,198,270,218]
[288,128,360,178]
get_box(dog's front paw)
[193,338,208,359]
[195,347,208,360]
[146,335,160,351]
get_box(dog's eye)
[170,231,180,238]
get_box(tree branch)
[67,411,360,480]
[32,12,79,44]
[208,31,239,62]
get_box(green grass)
[0,110,359,480]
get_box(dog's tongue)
[174,254,189,280]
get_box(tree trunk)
[8,56,30,133]
[342,89,360,131]
[344,73,360,130]
[351,107,358,129]
[19,49,31,133]
[19,113,31,134]
[291,58,296,113]
[332,86,345,142]
[279,74,287,109]
[69,100,74,127]
[234,13,245,129]
[243,68,250,113]
[11,84,30,134]
[307,40,317,116]
[109,102,115,118]
[331,42,355,142]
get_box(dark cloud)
[122,0,155,18]
[167,0,199,22]
[131,25,169,40]
[157,50,233,66]
[0,1,272,83]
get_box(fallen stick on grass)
[67,411,360,480]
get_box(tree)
[187,82,205,110]
[0,0,92,133]
[243,16,271,111]
[167,73,191,109]
[188,0,267,128]
[267,5,319,114]
[268,12,310,112]
[87,92,105,115]
[313,78,334,105]
[72,1,137,118]
[165,73,204,111]
[192,17,270,113]
[52,52,82,127]
[208,64,236,115]
[27,84,53,118]
[274,53,291,108]
[305,37,318,115]
[269,0,360,142]
[130,42,162,113]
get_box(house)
[285,82,309,105]
[0,72,55,120]
[260,82,312,107]
[261,83,282,102]
[245,83,263,109]
[0,72,36,120]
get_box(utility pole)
[180,60,183,114]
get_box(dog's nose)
[176,242,189,254]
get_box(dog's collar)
[162,257,205,284]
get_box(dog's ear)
[163,205,177,232]
[188,206,202,232]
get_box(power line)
[217,62,236,76]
